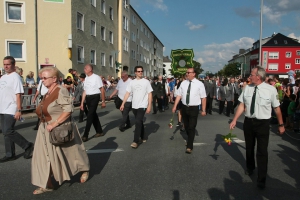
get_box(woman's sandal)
[80,171,89,183]
[33,187,53,195]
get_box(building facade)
[1,0,163,79]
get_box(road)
[0,102,300,200]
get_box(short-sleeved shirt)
[238,82,280,119]
[84,73,103,95]
[126,78,153,109]
[169,81,175,92]
[177,78,207,106]
[116,78,132,102]
[0,72,24,115]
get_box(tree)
[223,63,241,77]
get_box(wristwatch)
[278,124,284,127]
[17,109,22,112]
[202,110,206,113]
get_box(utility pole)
[259,0,263,66]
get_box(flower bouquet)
[168,113,175,128]
[222,129,236,146]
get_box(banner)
[171,49,194,75]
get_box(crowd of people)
[0,55,290,193]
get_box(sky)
[130,0,300,73]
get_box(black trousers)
[219,100,233,116]
[152,95,160,113]
[132,108,146,143]
[181,105,199,150]
[83,94,103,137]
[231,93,239,113]
[79,96,88,121]
[206,95,213,113]
[243,117,270,183]
[120,102,131,129]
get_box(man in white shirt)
[0,56,34,162]
[172,68,207,154]
[230,66,285,189]
[80,64,106,142]
[109,71,132,132]
[120,66,152,149]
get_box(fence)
[21,87,37,111]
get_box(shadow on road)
[143,121,159,140]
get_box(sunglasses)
[136,71,143,73]
[186,72,194,74]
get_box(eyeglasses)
[186,72,194,74]
[249,74,258,77]
[136,71,143,73]
[42,77,53,80]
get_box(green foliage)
[223,63,241,77]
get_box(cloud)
[145,0,168,11]
[185,21,205,30]
[288,33,300,41]
[263,5,284,24]
[194,37,255,73]
[234,7,258,18]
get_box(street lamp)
[259,0,263,66]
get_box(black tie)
[232,84,235,94]
[250,86,257,115]
[186,81,191,105]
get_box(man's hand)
[14,111,21,120]
[278,126,285,135]
[80,104,84,111]
[229,120,236,130]
[146,107,151,114]
[101,102,106,108]
[201,111,206,116]
[120,104,124,111]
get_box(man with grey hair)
[229,66,285,189]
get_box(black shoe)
[176,122,182,126]
[119,127,125,132]
[180,128,185,132]
[0,155,16,163]
[81,136,88,142]
[152,112,157,114]
[208,111,212,115]
[245,169,253,176]
[78,120,83,123]
[125,125,131,129]
[24,143,34,159]
[94,133,104,137]
[33,127,38,130]
[257,181,266,189]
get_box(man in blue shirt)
[169,78,175,103]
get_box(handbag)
[114,96,123,109]
[49,119,74,146]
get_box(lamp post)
[259,0,263,66]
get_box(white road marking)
[87,148,124,154]
[193,143,207,146]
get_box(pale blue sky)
[130,0,300,73]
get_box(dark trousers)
[157,97,163,111]
[219,100,233,116]
[181,105,199,150]
[79,96,88,121]
[243,117,270,183]
[0,114,31,157]
[132,108,146,143]
[231,93,240,113]
[83,94,103,137]
[152,95,159,113]
[120,102,131,129]
[206,95,213,113]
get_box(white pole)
[259,0,263,66]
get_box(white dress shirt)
[177,78,207,106]
[84,73,103,95]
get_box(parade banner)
[171,49,194,75]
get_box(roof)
[263,33,300,47]
[163,56,172,62]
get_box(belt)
[86,93,100,97]
[245,117,270,121]
[183,105,199,107]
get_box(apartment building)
[129,5,164,77]
[1,0,164,78]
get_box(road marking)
[87,148,124,154]
[193,143,207,146]
[232,138,245,143]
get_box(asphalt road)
[0,102,300,200]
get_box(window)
[6,2,24,23]
[141,24,143,32]
[91,0,96,7]
[269,52,279,59]
[123,0,128,9]
[109,55,113,67]
[284,40,288,44]
[90,50,96,64]
[285,64,291,69]
[123,16,128,31]
[101,26,106,40]
[123,37,128,51]
[131,50,136,59]
[131,32,136,42]
[137,29,139,39]
[268,64,278,71]
[297,51,300,56]
[286,52,292,58]
[109,31,113,44]
[91,20,96,36]
[6,40,26,61]
[101,0,106,14]
[274,40,278,44]
[296,59,300,64]
[101,53,105,66]
[132,15,136,25]
[109,7,113,20]
[77,12,84,30]
[77,46,84,63]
